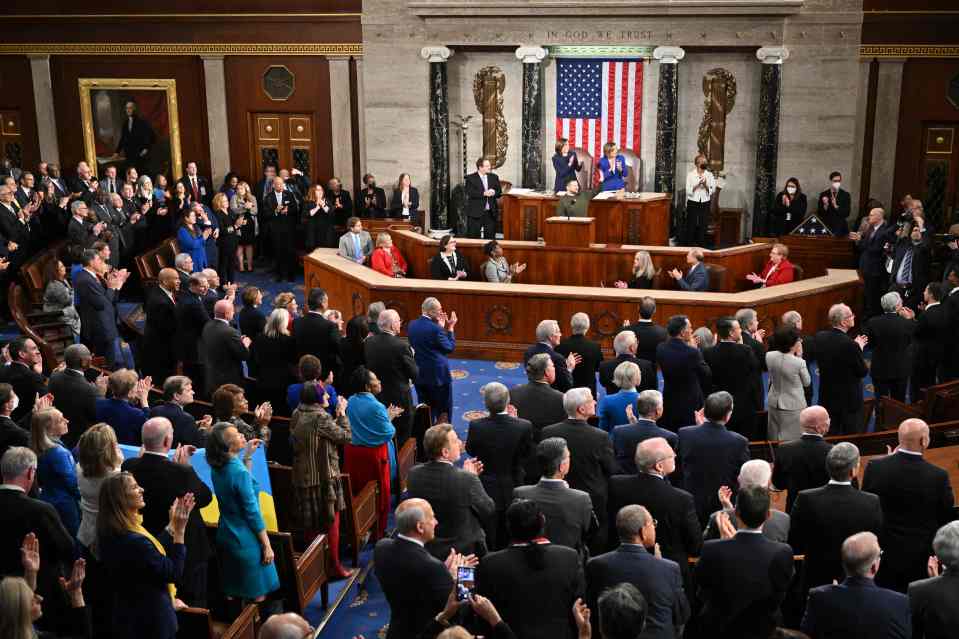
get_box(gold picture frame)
[78,77,183,180]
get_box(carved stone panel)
[473,66,508,168]
[697,68,737,174]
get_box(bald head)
[141,417,173,452]
[799,405,830,435]
[898,418,929,453]
[842,531,881,578]
[635,437,673,474]
[258,612,313,639]
[158,268,179,292]
[214,299,234,321]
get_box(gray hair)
[482,382,510,414]
[1,447,37,481]
[693,326,714,350]
[141,417,173,450]
[933,521,959,572]
[563,387,593,418]
[615,505,649,541]
[537,437,569,478]
[378,309,399,332]
[421,297,441,314]
[395,504,427,535]
[367,301,386,323]
[265,308,291,338]
[880,291,902,313]
[535,319,560,343]
[738,459,772,489]
[174,253,192,270]
[63,343,92,370]
[826,442,860,481]
[635,437,671,473]
[526,353,551,382]
[570,312,590,336]
[781,310,802,330]
[70,200,86,215]
[735,308,757,331]
[828,303,850,327]
[704,391,734,421]
[613,330,637,356]
[635,390,662,419]
[613,361,641,391]
[842,532,881,578]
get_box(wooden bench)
[18,242,65,305]
[749,398,877,462]
[267,462,302,545]
[341,472,379,567]
[412,402,432,463]
[396,438,417,495]
[177,602,259,639]
[877,380,959,430]
[269,528,330,613]
[7,282,73,372]
[135,237,179,289]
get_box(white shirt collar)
[643,470,665,479]
[397,534,425,547]
[828,479,852,486]
[0,484,25,493]
[737,527,764,535]
[215,318,230,324]
[539,478,569,487]
[925,301,940,308]
[144,450,170,459]
[898,448,923,456]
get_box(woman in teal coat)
[206,422,279,601]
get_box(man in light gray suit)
[702,459,790,543]
[337,216,373,264]
[514,437,597,557]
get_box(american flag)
[556,58,643,167]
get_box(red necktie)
[191,177,200,201]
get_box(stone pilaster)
[327,56,355,189]
[752,47,788,236]
[200,55,230,187]
[28,55,60,165]
[421,46,452,229]
[517,46,547,190]
[653,46,684,195]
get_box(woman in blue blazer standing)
[206,422,279,602]
[552,138,581,192]
[597,141,628,191]
[97,472,195,639]
[175,207,209,271]
[31,408,81,537]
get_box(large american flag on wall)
[556,58,643,162]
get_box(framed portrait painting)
[78,78,183,181]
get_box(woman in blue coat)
[31,408,81,537]
[552,138,581,192]
[97,472,195,639]
[206,422,279,602]
[597,141,628,191]
[175,208,209,272]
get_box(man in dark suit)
[175,273,211,393]
[514,437,596,556]
[815,303,869,435]
[668,249,708,291]
[704,317,763,440]
[620,296,668,366]
[355,173,387,218]
[364,309,417,445]
[801,531,911,639]
[735,307,768,373]
[116,100,155,175]
[465,156,502,239]
[0,447,76,632]
[408,297,457,424]
[702,460,791,544]
[908,521,959,639]
[509,353,567,483]
[945,270,959,381]
[177,161,211,207]
[327,176,354,227]
[587,504,690,639]
[556,312,603,397]
[407,423,495,559]
[140,268,179,384]
[609,437,702,586]
[816,170,851,237]
[121,417,213,606]
[657,315,710,431]
[865,291,916,402]
[200,299,251,397]
[523,319,580,393]
[0,337,48,422]
[612,390,677,475]
[65,200,103,249]
[0,384,28,460]
[150,376,212,448]
[466,382,533,550]
[889,220,932,311]
[913,282,950,391]
[862,418,956,593]
[374,498,454,639]
[695,486,795,639]
[851,206,897,319]
[771,405,833,513]
[476,499,585,639]
[678,391,750,526]
[75,248,126,367]
[263,175,297,281]
[789,442,883,597]
[598,330,656,396]
[293,288,341,381]
[49,344,103,449]
[542,388,616,552]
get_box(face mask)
[786,187,796,195]
[832,181,841,191]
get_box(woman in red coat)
[370,232,408,278]
[747,242,796,287]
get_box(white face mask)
[832,181,841,191]
[786,187,796,195]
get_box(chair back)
[219,604,260,639]
[619,148,642,192]
[792,263,804,281]
[571,148,594,190]
[704,264,727,292]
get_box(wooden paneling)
[224,57,333,185]
[0,57,40,172]
[50,56,209,180]
[9,1,359,12]
[305,248,862,362]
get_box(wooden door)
[920,123,959,230]
[249,112,315,180]
[0,109,23,170]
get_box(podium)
[543,216,595,248]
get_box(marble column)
[653,47,684,195]
[870,58,906,212]
[201,56,230,187]
[354,57,367,178]
[28,55,60,165]
[517,46,547,190]
[752,47,788,236]
[421,46,452,229]
[327,56,355,189]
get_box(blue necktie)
[353,233,361,261]
[897,248,913,285]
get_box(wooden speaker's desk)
[305,248,862,361]
[501,191,670,246]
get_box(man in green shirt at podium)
[556,177,597,218]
